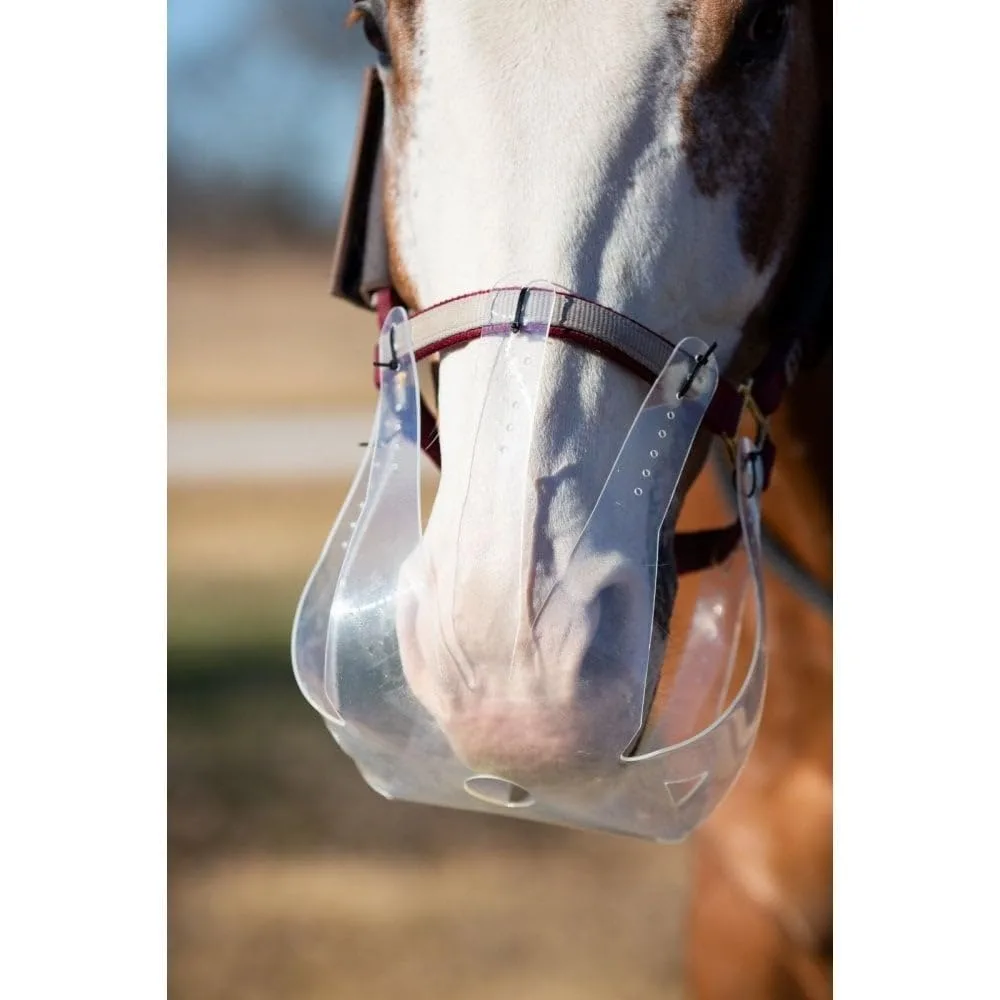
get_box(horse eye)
[739,1,791,64]
[352,2,390,59]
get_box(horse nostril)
[580,574,643,681]
[597,580,631,631]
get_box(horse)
[328,2,831,996]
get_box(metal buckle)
[723,381,770,499]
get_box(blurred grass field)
[168,242,370,648]
[168,245,691,1000]
[168,480,349,648]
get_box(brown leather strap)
[330,69,390,308]
[673,521,744,575]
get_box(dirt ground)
[168,246,694,1000]
[169,659,692,1000]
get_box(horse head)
[334,0,830,790]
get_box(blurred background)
[168,2,690,997]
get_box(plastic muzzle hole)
[464,775,535,809]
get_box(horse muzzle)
[292,284,768,842]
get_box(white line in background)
[168,414,380,482]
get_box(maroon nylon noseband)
[370,285,812,574]
[374,285,787,471]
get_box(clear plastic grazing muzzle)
[292,286,768,842]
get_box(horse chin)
[413,683,642,789]
[443,701,633,788]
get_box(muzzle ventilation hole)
[464,775,535,809]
